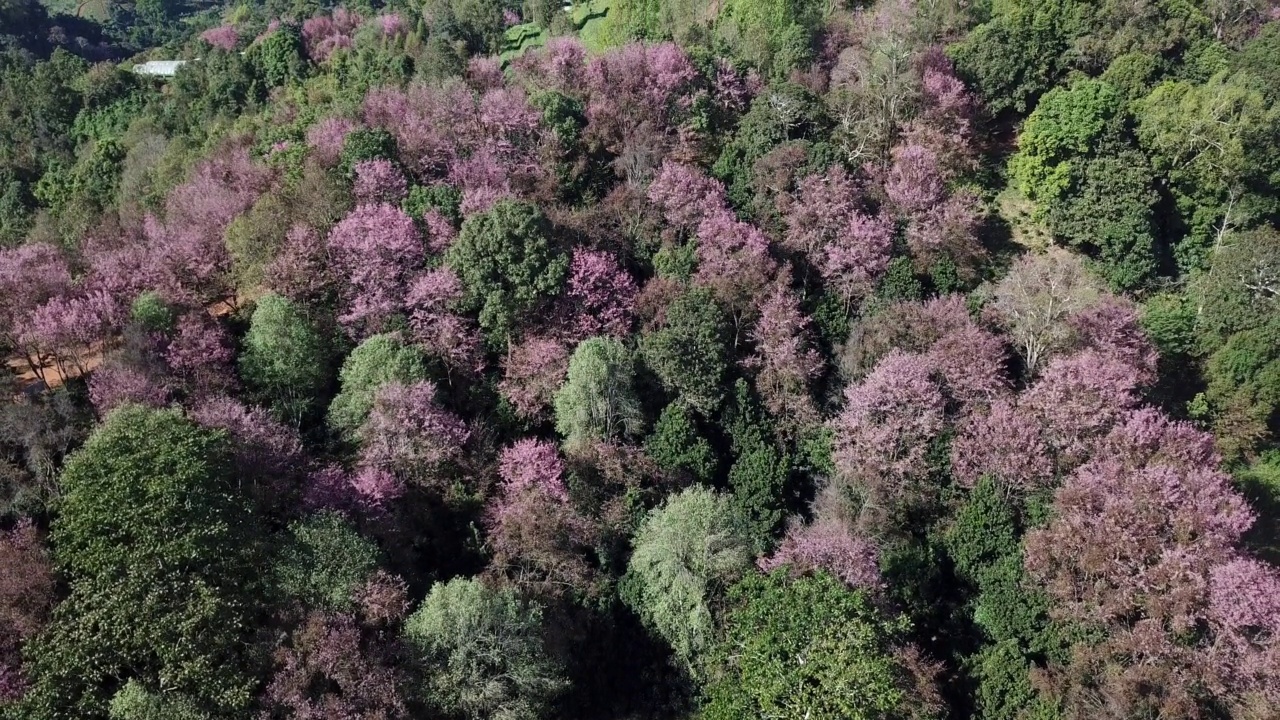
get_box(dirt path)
[5,295,241,396]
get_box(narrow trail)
[5,296,240,396]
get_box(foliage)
[327,334,429,438]
[640,287,733,416]
[702,571,939,720]
[446,200,569,346]
[106,681,211,720]
[645,402,718,484]
[17,407,261,719]
[403,576,567,720]
[272,511,380,611]
[240,293,331,424]
[622,486,755,670]
[554,336,644,448]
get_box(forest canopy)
[2,0,1280,719]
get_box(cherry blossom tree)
[328,203,425,336]
[830,350,946,522]
[0,520,54,702]
[924,321,1008,405]
[466,56,505,92]
[405,267,484,377]
[349,465,407,511]
[950,399,1053,494]
[884,144,947,218]
[265,224,335,305]
[422,209,459,254]
[781,165,862,258]
[374,13,407,39]
[164,312,235,397]
[18,291,121,381]
[759,514,882,591]
[190,396,304,484]
[512,36,587,94]
[0,243,73,375]
[352,159,409,205]
[499,335,570,419]
[199,25,238,51]
[356,381,469,490]
[647,161,729,234]
[485,439,598,597]
[820,210,894,307]
[87,362,170,417]
[584,43,699,183]
[694,208,777,330]
[148,147,272,305]
[558,249,638,341]
[302,8,362,62]
[745,275,823,432]
[261,610,409,719]
[1067,296,1158,383]
[1021,349,1144,472]
[307,117,359,168]
[1023,407,1274,718]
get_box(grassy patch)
[574,0,614,52]
[499,0,616,63]
[500,22,548,62]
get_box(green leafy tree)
[107,681,211,720]
[327,333,430,437]
[339,128,398,178]
[1136,70,1280,272]
[1235,20,1280,103]
[1045,150,1159,289]
[129,291,175,334]
[1008,79,1125,209]
[1008,78,1158,288]
[702,571,940,720]
[622,486,754,670]
[715,0,820,80]
[945,477,1065,719]
[1192,227,1280,342]
[249,25,307,88]
[17,407,262,719]
[554,336,644,448]
[946,475,1021,585]
[1202,316,1280,460]
[404,183,462,226]
[240,293,331,424]
[272,512,380,611]
[224,192,293,293]
[949,0,1083,114]
[640,287,733,416]
[446,200,569,346]
[725,380,791,540]
[403,576,567,720]
[645,402,719,484]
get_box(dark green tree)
[645,402,718,484]
[445,199,569,346]
[949,0,1083,115]
[17,407,263,719]
[640,287,733,416]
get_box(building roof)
[132,60,188,77]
